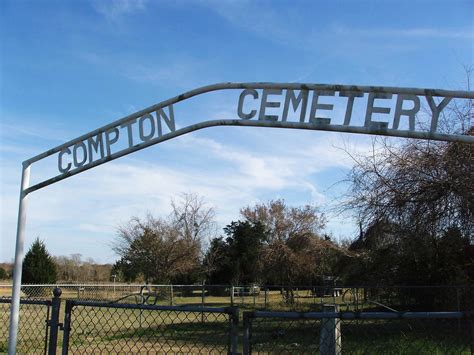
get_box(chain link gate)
[1,288,65,355]
[2,288,240,354]
[61,300,239,354]
[1,298,52,354]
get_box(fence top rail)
[248,310,467,320]
[68,299,236,314]
[0,284,148,287]
[3,283,236,287]
[1,283,473,288]
[0,298,51,306]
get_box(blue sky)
[1,0,472,263]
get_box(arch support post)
[8,163,31,355]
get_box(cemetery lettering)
[58,106,175,173]
[237,88,451,133]
[55,85,468,177]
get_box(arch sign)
[8,82,474,353]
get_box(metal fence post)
[61,300,74,355]
[227,307,239,355]
[7,163,30,355]
[43,303,51,355]
[320,305,341,355]
[355,288,359,312]
[201,283,205,306]
[264,288,268,309]
[456,287,462,332]
[470,315,474,355]
[231,286,234,306]
[48,288,62,355]
[170,285,173,306]
[242,311,253,355]
[201,284,205,323]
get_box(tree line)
[0,242,113,284]
[111,195,347,286]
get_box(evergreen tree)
[204,221,267,286]
[0,267,8,280]
[22,238,57,284]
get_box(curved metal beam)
[23,118,474,196]
[24,82,474,166]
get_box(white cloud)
[78,49,211,90]
[199,2,474,50]
[332,25,474,40]
[91,0,148,20]
[122,59,210,89]
[198,0,314,48]
[1,119,69,143]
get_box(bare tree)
[113,194,216,283]
[341,131,473,236]
[240,199,326,242]
[113,215,200,283]
[170,193,217,246]
[54,254,113,282]
[239,199,347,296]
[338,72,473,287]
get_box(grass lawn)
[249,318,470,354]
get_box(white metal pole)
[8,163,31,355]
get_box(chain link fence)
[1,284,472,312]
[0,284,145,302]
[1,287,473,354]
[243,309,474,354]
[62,300,239,354]
[0,298,51,354]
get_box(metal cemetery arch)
[8,82,474,353]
